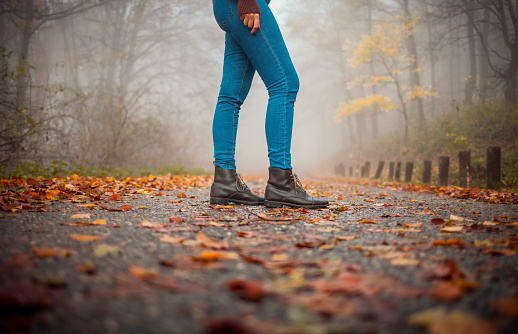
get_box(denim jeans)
[212,0,299,170]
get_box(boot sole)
[264,200,328,209]
[210,197,264,206]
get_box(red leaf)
[226,278,266,302]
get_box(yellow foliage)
[406,85,439,101]
[335,95,396,121]
[347,75,394,89]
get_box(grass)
[0,161,211,179]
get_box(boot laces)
[292,173,306,195]
[236,173,250,192]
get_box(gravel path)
[1,176,517,334]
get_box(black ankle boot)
[210,166,265,205]
[264,168,329,208]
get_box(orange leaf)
[70,233,102,242]
[432,239,464,247]
[92,219,107,225]
[129,265,159,281]
[169,215,183,223]
[196,250,239,262]
[429,282,463,301]
[109,194,122,201]
[195,231,230,250]
[140,218,165,229]
[71,213,91,219]
[177,193,187,198]
[359,219,378,224]
[404,223,424,228]
[32,246,72,258]
[160,235,186,244]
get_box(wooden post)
[395,162,401,180]
[487,147,501,190]
[364,161,371,178]
[374,161,385,179]
[439,156,450,186]
[423,160,432,184]
[361,165,365,178]
[405,162,414,182]
[349,167,353,177]
[458,151,471,187]
[388,162,395,180]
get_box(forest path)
[1,175,517,333]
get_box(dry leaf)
[32,246,72,258]
[71,213,91,219]
[140,218,165,228]
[70,233,102,242]
[391,258,420,266]
[359,219,378,224]
[440,226,464,233]
[160,235,187,244]
[129,265,159,281]
[92,219,107,225]
[195,231,230,250]
[93,244,123,257]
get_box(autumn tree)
[336,18,437,140]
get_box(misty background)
[1,0,516,177]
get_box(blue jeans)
[212,0,299,170]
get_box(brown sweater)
[237,0,261,16]
[213,0,261,17]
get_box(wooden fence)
[334,147,502,190]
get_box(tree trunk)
[403,0,425,131]
[464,0,477,105]
[478,7,490,102]
[16,0,35,106]
[367,0,378,138]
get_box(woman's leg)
[214,0,299,170]
[213,32,256,169]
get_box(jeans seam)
[215,0,233,26]
[259,29,289,169]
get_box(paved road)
[1,176,517,334]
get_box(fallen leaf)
[160,235,187,244]
[359,219,378,224]
[432,239,464,247]
[109,194,122,201]
[195,231,230,250]
[71,213,91,219]
[129,265,159,281]
[409,307,496,334]
[404,223,424,228]
[440,226,464,233]
[431,218,445,225]
[227,278,266,302]
[140,218,165,229]
[169,215,183,223]
[196,250,240,261]
[177,193,187,198]
[93,244,123,257]
[32,246,72,258]
[429,281,463,301]
[92,219,107,225]
[391,258,421,267]
[70,233,102,242]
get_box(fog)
[1,0,516,175]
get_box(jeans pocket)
[213,0,233,26]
